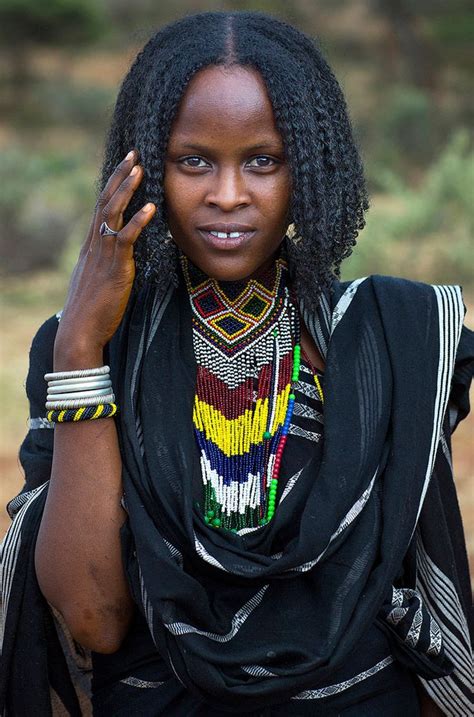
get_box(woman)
[1,11,472,716]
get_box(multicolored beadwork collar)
[181,255,290,359]
[181,254,302,532]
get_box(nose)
[204,165,251,211]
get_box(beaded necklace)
[182,255,302,532]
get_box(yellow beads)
[314,374,324,403]
[193,382,291,457]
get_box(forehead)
[167,65,283,148]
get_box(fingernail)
[143,203,154,212]
[130,165,139,176]
[125,150,134,160]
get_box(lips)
[197,223,256,233]
[197,227,256,250]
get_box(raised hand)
[54,150,155,368]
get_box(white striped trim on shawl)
[293,379,320,402]
[0,482,48,653]
[415,285,464,526]
[132,283,175,458]
[194,536,229,571]
[288,424,322,442]
[163,538,184,568]
[139,564,154,634]
[164,585,268,642]
[120,676,166,688]
[330,277,368,335]
[241,664,277,678]
[416,536,473,716]
[439,429,453,471]
[286,466,379,574]
[292,401,324,424]
[298,289,331,359]
[298,277,367,363]
[291,655,394,699]
[386,587,443,655]
[28,417,54,430]
[279,467,304,504]
[236,466,305,537]
[6,486,46,520]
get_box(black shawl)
[1,273,473,715]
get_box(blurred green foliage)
[0,0,105,46]
[0,147,95,273]
[15,81,115,130]
[343,129,474,287]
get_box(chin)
[182,245,282,283]
[196,257,264,283]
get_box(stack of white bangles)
[44,366,115,410]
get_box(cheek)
[164,168,200,215]
[256,174,291,219]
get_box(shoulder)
[333,274,466,313]
[30,311,62,352]
[26,311,62,393]
[337,273,463,294]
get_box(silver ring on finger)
[99,221,119,237]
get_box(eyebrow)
[173,141,285,153]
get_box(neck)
[180,250,286,299]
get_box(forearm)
[35,348,133,653]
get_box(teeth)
[209,230,245,239]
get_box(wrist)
[53,340,104,372]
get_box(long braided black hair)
[101,11,369,309]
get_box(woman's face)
[164,65,291,281]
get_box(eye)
[180,156,210,168]
[247,156,278,168]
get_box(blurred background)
[0,0,472,573]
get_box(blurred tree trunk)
[372,0,438,89]
[2,45,33,111]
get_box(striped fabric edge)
[330,277,368,336]
[279,467,304,504]
[194,536,229,571]
[25,312,61,432]
[132,283,174,456]
[241,664,277,678]
[285,465,379,574]
[139,564,154,633]
[291,655,394,699]
[120,676,166,689]
[164,585,268,642]
[439,429,453,471]
[293,379,320,402]
[6,485,47,520]
[416,534,473,717]
[0,482,49,653]
[28,416,54,430]
[292,401,324,423]
[288,424,322,442]
[414,285,464,526]
[298,286,332,360]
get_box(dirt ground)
[1,281,473,581]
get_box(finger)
[84,151,137,258]
[95,150,137,218]
[94,165,144,262]
[113,203,156,263]
[100,164,143,235]
[78,213,99,261]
